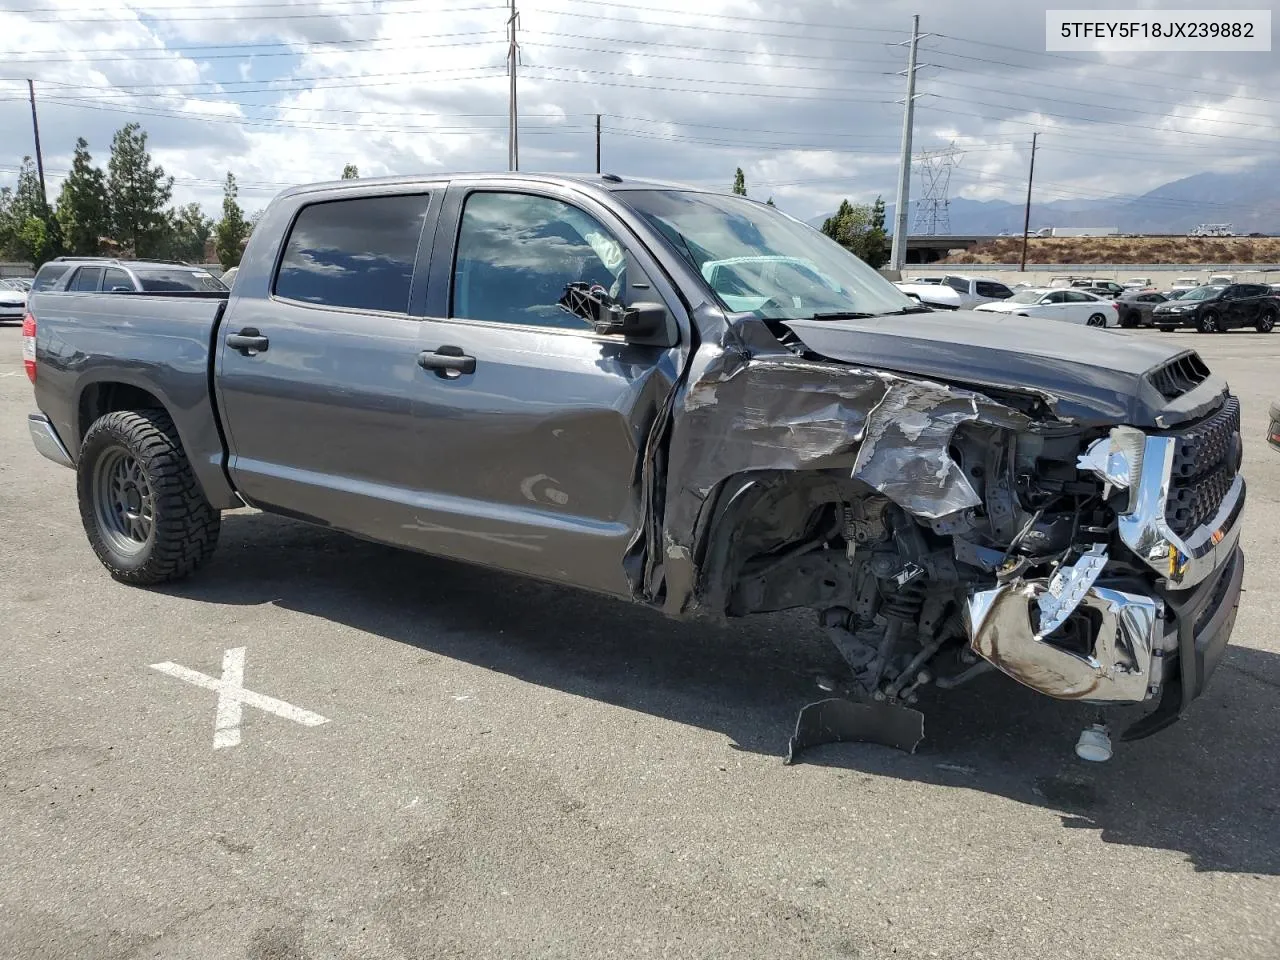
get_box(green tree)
[214,172,249,269]
[55,138,111,256]
[2,157,60,265]
[821,196,890,268]
[162,202,214,262]
[341,163,359,179]
[732,167,747,196]
[107,123,174,257]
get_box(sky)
[0,0,1276,222]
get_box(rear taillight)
[21,312,35,383]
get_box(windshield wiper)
[807,305,933,320]
[879,305,935,315]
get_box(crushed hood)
[784,309,1228,427]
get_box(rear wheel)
[1257,309,1276,333]
[1197,309,1222,333]
[77,409,220,585]
[1086,313,1107,327]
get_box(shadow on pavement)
[163,512,1280,876]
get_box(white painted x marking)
[150,647,329,749]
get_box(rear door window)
[274,194,431,313]
[102,268,133,291]
[69,266,103,291]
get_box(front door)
[215,190,438,546]
[407,185,684,598]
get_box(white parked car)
[0,278,28,322]
[1121,276,1154,289]
[1207,274,1236,285]
[1170,277,1201,292]
[973,287,1120,327]
[894,274,1014,310]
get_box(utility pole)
[27,79,47,209]
[1019,132,1038,272]
[506,0,520,171]
[595,114,601,174]
[889,15,921,272]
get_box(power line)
[5,32,502,64]
[11,2,502,23]
[924,43,1280,107]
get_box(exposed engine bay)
[655,313,1246,761]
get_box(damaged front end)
[656,311,1245,756]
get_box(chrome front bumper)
[28,413,74,468]
[1118,435,1245,589]
[968,581,1165,702]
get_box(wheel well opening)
[78,383,165,446]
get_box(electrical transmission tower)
[911,143,963,235]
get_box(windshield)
[1009,291,1045,304]
[135,269,228,292]
[620,190,916,319]
[1180,285,1225,301]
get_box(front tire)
[77,409,221,585]
[1087,313,1107,327]
[1197,310,1222,333]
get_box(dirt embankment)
[941,236,1280,265]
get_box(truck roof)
[274,171,711,202]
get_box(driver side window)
[451,191,631,330]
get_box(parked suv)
[52,259,227,294]
[1151,283,1279,333]
[30,256,112,293]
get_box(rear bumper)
[28,413,74,468]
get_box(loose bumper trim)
[28,413,74,468]
[967,580,1162,702]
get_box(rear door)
[1064,290,1099,322]
[215,188,440,544]
[407,182,684,597]
[1227,284,1268,326]
[1034,290,1072,320]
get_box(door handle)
[226,328,269,355]
[418,345,476,378]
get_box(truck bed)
[28,289,237,508]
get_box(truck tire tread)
[77,409,221,585]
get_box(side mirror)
[559,283,667,338]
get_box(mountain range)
[808,164,1280,236]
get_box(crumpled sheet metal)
[658,340,1033,615]
[851,379,1031,520]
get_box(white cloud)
[1,0,1276,223]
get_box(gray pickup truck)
[24,173,1245,754]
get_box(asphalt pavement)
[1,322,1278,960]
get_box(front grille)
[1147,352,1211,400]
[1165,396,1241,537]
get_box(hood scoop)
[1145,351,1210,400]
